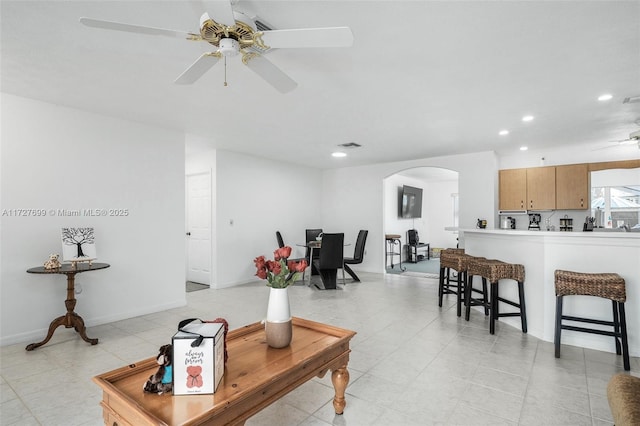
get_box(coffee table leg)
[331,366,350,414]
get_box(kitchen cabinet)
[499,167,555,210]
[556,163,589,209]
[499,168,527,210]
[526,166,556,210]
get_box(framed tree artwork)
[61,227,97,263]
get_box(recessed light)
[332,152,347,158]
[499,130,509,136]
[522,115,534,122]
[520,146,528,151]
[598,94,613,101]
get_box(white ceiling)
[2,1,639,169]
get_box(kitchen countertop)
[462,228,640,238]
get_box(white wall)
[424,179,459,248]
[321,151,498,273]
[213,150,323,288]
[0,94,186,345]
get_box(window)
[591,185,640,229]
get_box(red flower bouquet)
[254,246,307,288]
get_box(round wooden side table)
[25,262,110,351]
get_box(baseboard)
[0,300,187,347]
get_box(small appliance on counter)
[528,213,541,230]
[583,216,595,231]
[594,208,604,228]
[559,215,573,232]
[500,216,516,229]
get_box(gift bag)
[172,318,225,395]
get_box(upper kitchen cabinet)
[556,163,589,209]
[499,166,556,210]
[526,166,556,210]
[499,168,527,210]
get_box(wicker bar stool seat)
[465,258,527,335]
[554,269,629,371]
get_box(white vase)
[265,287,292,348]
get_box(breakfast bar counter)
[461,229,639,356]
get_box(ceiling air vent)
[622,95,640,104]
[338,142,362,148]
[249,17,274,54]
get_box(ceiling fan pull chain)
[224,56,228,87]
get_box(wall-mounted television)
[398,185,423,218]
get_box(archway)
[383,167,459,273]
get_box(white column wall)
[1,94,186,345]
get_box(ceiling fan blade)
[174,53,221,85]
[79,17,199,40]
[592,139,636,151]
[260,27,354,48]
[243,54,297,94]
[203,0,236,27]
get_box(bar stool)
[554,270,630,371]
[465,258,527,335]
[438,249,465,316]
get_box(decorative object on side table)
[143,344,173,395]
[43,253,62,270]
[61,227,97,267]
[173,319,225,395]
[254,246,307,348]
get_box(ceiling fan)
[79,1,353,93]
[593,130,640,151]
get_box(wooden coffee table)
[93,317,356,426]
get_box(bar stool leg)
[438,266,445,307]
[456,271,465,317]
[464,274,473,321]
[619,302,630,371]
[612,300,622,355]
[554,295,563,358]
[490,281,498,334]
[482,278,489,316]
[518,280,528,333]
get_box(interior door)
[186,172,211,285]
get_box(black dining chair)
[343,230,368,282]
[312,232,344,290]
[305,228,323,276]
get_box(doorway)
[383,167,459,273]
[186,172,212,289]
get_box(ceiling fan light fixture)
[219,38,240,56]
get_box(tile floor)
[1,272,638,425]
